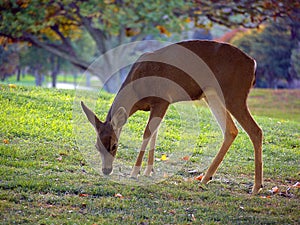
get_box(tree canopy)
[232,15,300,88]
[1,0,299,87]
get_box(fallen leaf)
[114,193,124,199]
[161,154,168,161]
[191,213,196,221]
[292,182,300,188]
[260,195,272,199]
[188,169,198,174]
[169,209,176,215]
[156,25,171,37]
[182,156,190,161]
[270,186,279,194]
[194,174,204,181]
[79,193,89,197]
[3,139,9,144]
[279,191,293,198]
[8,84,17,88]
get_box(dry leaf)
[156,25,171,37]
[271,186,279,194]
[79,193,89,197]
[279,191,293,198]
[191,213,196,221]
[169,209,176,215]
[182,156,190,161]
[188,169,198,174]
[161,154,168,161]
[194,174,204,181]
[8,84,17,88]
[292,182,300,188]
[3,139,9,144]
[260,196,272,199]
[114,193,124,199]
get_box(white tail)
[81,40,263,194]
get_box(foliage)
[0,44,19,81]
[232,18,300,88]
[0,0,191,72]
[291,45,300,77]
[1,0,299,77]
[0,85,299,224]
[191,0,300,29]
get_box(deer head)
[80,101,127,175]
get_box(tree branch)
[69,2,108,54]
[22,33,91,71]
[50,24,77,56]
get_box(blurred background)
[0,0,299,92]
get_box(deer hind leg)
[143,130,158,176]
[130,102,169,178]
[228,102,263,194]
[201,88,238,184]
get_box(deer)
[81,40,263,194]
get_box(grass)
[1,74,79,87]
[0,84,299,224]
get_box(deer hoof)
[201,175,212,184]
[143,165,154,176]
[251,184,263,195]
[130,166,141,178]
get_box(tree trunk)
[52,71,57,88]
[16,66,21,82]
[34,69,43,86]
[50,55,60,88]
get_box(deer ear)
[81,101,102,130]
[111,107,127,130]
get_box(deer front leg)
[130,140,148,178]
[130,103,169,178]
[130,118,162,178]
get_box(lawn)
[1,74,79,87]
[0,85,299,224]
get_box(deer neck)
[106,84,139,124]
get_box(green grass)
[0,84,299,224]
[1,74,78,87]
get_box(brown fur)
[81,40,263,194]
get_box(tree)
[290,44,300,85]
[1,0,299,90]
[0,40,19,81]
[0,1,190,73]
[191,0,300,29]
[232,16,300,88]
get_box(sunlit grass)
[0,85,299,224]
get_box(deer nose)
[102,167,113,175]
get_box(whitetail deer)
[81,40,263,194]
